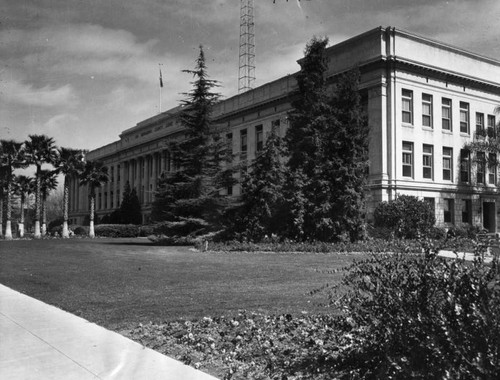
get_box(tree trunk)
[19,194,25,238]
[89,190,95,238]
[34,165,42,239]
[0,195,3,238]
[41,193,47,236]
[62,176,70,238]
[4,178,13,240]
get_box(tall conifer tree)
[151,46,233,230]
[285,37,369,242]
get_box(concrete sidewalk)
[0,284,218,380]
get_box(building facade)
[69,26,500,232]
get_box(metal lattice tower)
[238,0,256,93]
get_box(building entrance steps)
[0,284,218,380]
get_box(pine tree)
[119,182,142,224]
[285,37,369,242]
[151,46,233,232]
[238,127,286,241]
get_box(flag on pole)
[159,67,164,88]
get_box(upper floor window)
[477,151,486,184]
[476,113,485,137]
[489,153,497,185]
[443,147,453,181]
[240,129,247,154]
[255,125,263,153]
[422,144,433,179]
[460,102,469,134]
[402,141,413,177]
[402,89,413,124]
[422,94,433,128]
[442,98,452,131]
[460,149,470,182]
[488,115,496,138]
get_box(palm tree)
[79,160,109,238]
[0,139,25,240]
[40,169,59,236]
[24,135,58,239]
[13,175,35,238]
[55,147,85,238]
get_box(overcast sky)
[2,0,500,151]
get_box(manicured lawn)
[0,238,357,331]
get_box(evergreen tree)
[285,37,369,242]
[237,127,286,241]
[151,46,233,231]
[119,182,142,224]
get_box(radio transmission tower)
[238,0,256,93]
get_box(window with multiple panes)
[442,98,452,131]
[462,199,472,224]
[460,149,470,182]
[488,115,496,138]
[422,94,433,127]
[423,144,433,179]
[443,147,453,181]
[240,129,247,154]
[226,133,233,153]
[444,198,454,224]
[489,153,497,185]
[402,141,413,177]
[460,102,469,134]
[477,152,486,184]
[255,125,263,153]
[402,89,413,124]
[476,112,485,137]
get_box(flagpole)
[159,63,163,114]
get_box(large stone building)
[69,26,500,232]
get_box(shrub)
[73,226,88,235]
[328,242,500,379]
[48,217,64,231]
[152,218,209,237]
[94,224,141,238]
[139,225,155,237]
[373,195,435,239]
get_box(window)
[476,113,485,137]
[423,144,433,179]
[444,198,454,224]
[460,149,470,182]
[117,190,120,207]
[117,164,121,182]
[462,199,472,224]
[422,94,433,127]
[110,191,114,209]
[402,141,413,177]
[402,89,413,124]
[226,133,233,153]
[104,192,108,209]
[442,98,452,131]
[255,125,263,153]
[240,129,247,154]
[489,153,497,185]
[460,102,469,134]
[488,115,496,138]
[477,152,486,184]
[110,166,114,183]
[443,147,453,181]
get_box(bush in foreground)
[94,224,141,238]
[126,241,500,379]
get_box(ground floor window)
[444,198,454,224]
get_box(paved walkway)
[0,284,218,380]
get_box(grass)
[0,237,360,331]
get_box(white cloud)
[0,78,77,107]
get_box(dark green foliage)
[373,195,436,239]
[94,224,141,238]
[119,182,142,224]
[152,218,209,237]
[233,127,287,241]
[73,226,88,235]
[151,46,233,233]
[48,217,64,231]
[329,244,500,379]
[285,37,369,242]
